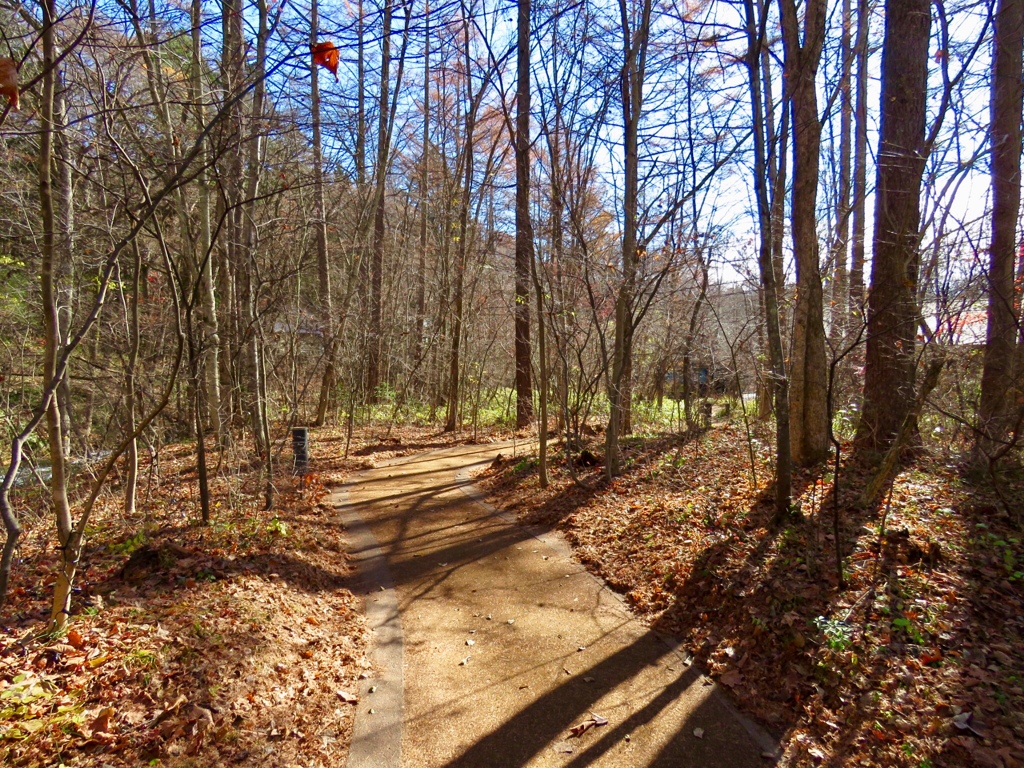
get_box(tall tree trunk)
[40,0,76,631]
[445,7,479,433]
[780,0,829,467]
[192,0,222,444]
[357,0,366,188]
[829,0,853,350]
[976,0,1024,460]
[532,254,548,487]
[514,0,534,428]
[221,0,245,429]
[857,0,930,451]
[241,0,272,499]
[744,0,791,516]
[312,0,337,425]
[367,0,392,401]
[606,0,652,477]
[54,72,75,455]
[757,38,788,420]
[124,242,143,517]
[849,0,870,322]
[415,0,430,368]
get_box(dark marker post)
[292,427,309,476]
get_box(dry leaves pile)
[0,425,461,767]
[482,421,1024,768]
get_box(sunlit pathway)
[335,441,775,768]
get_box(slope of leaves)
[0,425,463,767]
[479,419,1024,768]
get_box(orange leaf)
[311,42,339,79]
[0,58,19,111]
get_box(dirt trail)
[334,441,775,768]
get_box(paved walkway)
[334,441,775,768]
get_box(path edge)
[333,480,403,768]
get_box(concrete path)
[335,441,775,768]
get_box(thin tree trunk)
[357,0,366,187]
[849,0,870,316]
[745,0,791,517]
[445,8,479,433]
[192,0,222,444]
[415,0,430,367]
[239,0,270,460]
[312,0,337,426]
[977,0,1024,460]
[40,0,76,631]
[124,242,143,517]
[829,0,853,350]
[532,254,548,487]
[367,0,393,401]
[514,0,534,428]
[606,0,652,477]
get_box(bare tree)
[513,0,534,429]
[976,0,1024,463]
[779,0,829,467]
[857,0,931,451]
[744,0,791,515]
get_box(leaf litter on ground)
[479,420,1024,768]
[0,424,479,767]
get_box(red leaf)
[0,58,19,111]
[311,42,339,79]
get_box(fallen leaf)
[91,706,115,734]
[693,727,704,739]
[189,704,215,731]
[569,713,609,738]
[67,629,85,649]
[719,669,743,688]
[336,690,358,704]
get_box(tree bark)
[192,0,222,444]
[367,0,392,401]
[445,7,480,432]
[849,0,870,321]
[514,0,534,429]
[829,0,853,350]
[312,0,337,425]
[415,0,430,368]
[780,0,829,467]
[744,0,791,516]
[858,0,930,451]
[606,0,652,477]
[977,0,1024,460]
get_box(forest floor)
[0,424,474,768]
[477,416,1024,768]
[0,414,1021,768]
